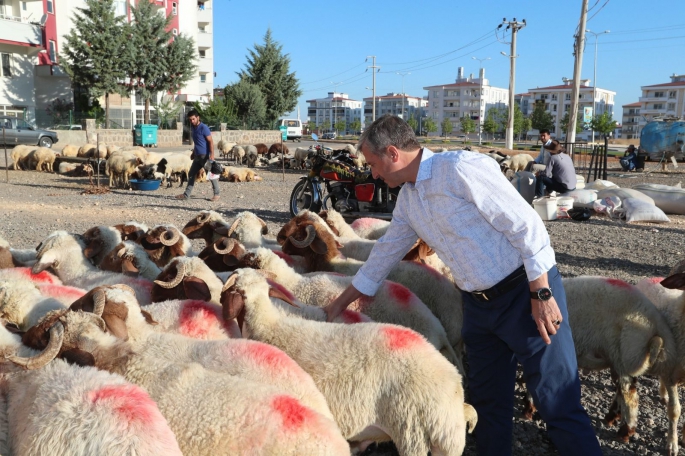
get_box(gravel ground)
[2,150,685,456]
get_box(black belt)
[469,265,527,303]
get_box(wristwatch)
[530,287,553,301]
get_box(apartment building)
[423,66,508,136]
[515,93,533,116]
[526,78,615,138]
[621,102,641,139]
[636,74,685,133]
[306,92,362,132]
[0,0,212,128]
[361,93,428,126]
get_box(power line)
[380,39,500,74]
[609,24,685,35]
[586,0,610,22]
[299,62,367,85]
[598,34,685,45]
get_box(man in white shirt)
[524,128,552,173]
[325,115,600,456]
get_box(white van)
[279,119,302,142]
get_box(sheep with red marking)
[0,322,183,456]
[138,224,194,268]
[81,226,123,267]
[143,298,240,339]
[15,286,349,456]
[218,245,459,365]
[222,268,476,456]
[350,216,391,240]
[0,278,66,330]
[30,231,153,304]
[151,256,224,304]
[225,211,281,250]
[0,267,62,286]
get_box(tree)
[590,111,618,139]
[192,97,237,130]
[483,107,504,139]
[560,111,583,136]
[530,100,555,132]
[349,119,362,134]
[321,120,331,132]
[406,116,418,134]
[460,115,476,135]
[154,95,183,129]
[512,104,526,140]
[441,118,453,137]
[45,98,74,125]
[521,117,532,140]
[238,29,302,128]
[224,79,266,129]
[60,0,128,128]
[423,117,437,135]
[334,119,347,134]
[124,0,196,124]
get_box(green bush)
[425,139,432,144]
[442,139,451,144]
[464,140,472,145]
[482,142,492,146]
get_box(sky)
[213,0,685,121]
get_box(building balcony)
[0,15,41,46]
[197,31,213,49]
[198,57,213,73]
[639,107,666,115]
[197,6,212,24]
[639,96,666,103]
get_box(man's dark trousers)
[535,175,569,197]
[461,266,601,456]
[184,154,219,198]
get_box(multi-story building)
[423,66,508,136]
[621,102,641,139]
[361,93,428,126]
[526,78,616,138]
[306,92,362,133]
[636,74,685,134]
[0,0,212,128]
[515,93,533,116]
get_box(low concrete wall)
[221,130,281,145]
[51,130,88,149]
[88,129,134,147]
[158,129,182,147]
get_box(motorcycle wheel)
[290,180,321,217]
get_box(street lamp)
[585,29,610,145]
[472,56,490,145]
[396,72,410,119]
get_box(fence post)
[96,133,100,188]
[3,128,7,183]
[603,135,609,180]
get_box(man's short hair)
[186,109,200,119]
[358,114,421,157]
[539,129,550,136]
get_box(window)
[48,40,56,63]
[200,74,206,83]
[46,0,53,13]
[1,54,11,77]
[172,28,178,35]
[653,103,664,110]
[21,2,26,11]
[433,90,440,98]
[540,94,548,100]
[668,103,676,111]
[113,0,126,16]
[565,93,571,100]
[172,2,177,14]
[198,50,205,58]
[654,91,665,98]
[551,94,557,100]
[669,91,677,99]
[552,104,557,112]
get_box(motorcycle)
[289,134,399,219]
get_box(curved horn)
[7,322,64,370]
[227,218,240,237]
[92,289,106,317]
[160,226,181,246]
[214,238,237,254]
[154,261,186,289]
[288,225,317,249]
[257,217,268,235]
[197,212,211,224]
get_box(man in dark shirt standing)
[176,109,220,201]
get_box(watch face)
[537,288,553,301]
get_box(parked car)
[0,116,58,148]
[51,124,82,131]
[321,132,337,140]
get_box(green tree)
[423,117,438,135]
[441,118,453,137]
[322,119,331,132]
[45,98,74,125]
[460,115,476,135]
[530,100,555,132]
[406,116,418,134]
[192,97,237,130]
[349,119,362,134]
[238,29,302,127]
[513,104,526,140]
[153,95,183,129]
[521,117,532,139]
[224,79,266,129]
[560,111,583,135]
[483,107,503,139]
[307,121,317,134]
[60,0,128,128]
[334,119,347,134]
[124,0,196,124]
[590,111,618,138]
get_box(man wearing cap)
[324,115,601,456]
[535,140,576,197]
[620,144,637,172]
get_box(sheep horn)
[154,261,186,289]
[7,322,64,370]
[214,238,237,255]
[92,289,106,317]
[288,225,317,248]
[257,217,268,235]
[227,218,240,237]
[160,226,181,246]
[197,212,211,224]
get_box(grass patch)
[425,139,432,144]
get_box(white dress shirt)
[352,148,556,295]
[534,139,552,165]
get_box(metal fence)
[562,139,609,182]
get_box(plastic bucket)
[557,196,574,219]
[533,197,557,221]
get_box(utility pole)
[499,18,526,150]
[568,0,589,146]
[586,29,610,145]
[366,56,380,122]
[472,56,490,145]
[396,72,410,119]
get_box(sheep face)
[276,210,326,245]
[152,259,213,303]
[112,223,147,243]
[181,211,228,242]
[197,238,248,272]
[99,243,142,277]
[139,225,186,268]
[32,232,85,275]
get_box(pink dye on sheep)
[273,250,295,267]
[381,326,423,350]
[89,385,158,425]
[243,343,294,370]
[179,300,222,338]
[15,267,61,284]
[271,395,314,432]
[387,282,413,308]
[351,218,383,230]
[38,284,85,302]
[606,278,633,290]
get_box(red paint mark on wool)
[606,278,633,290]
[243,342,293,369]
[179,300,222,338]
[649,277,664,284]
[132,279,153,293]
[340,309,364,324]
[271,395,313,431]
[351,218,383,230]
[381,326,423,350]
[388,282,413,308]
[17,268,60,284]
[273,250,295,266]
[38,284,85,301]
[89,385,157,425]
[266,279,296,302]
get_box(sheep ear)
[83,240,103,259]
[140,309,158,326]
[103,314,129,341]
[120,258,139,276]
[268,287,298,307]
[213,224,229,236]
[310,237,328,255]
[183,277,212,301]
[61,348,96,367]
[222,253,241,267]
[221,290,245,323]
[661,273,685,290]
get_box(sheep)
[483,150,508,164]
[112,220,149,243]
[23,147,57,172]
[254,143,268,156]
[36,283,86,306]
[500,153,534,173]
[0,322,183,456]
[105,144,121,157]
[30,231,153,304]
[99,242,162,280]
[230,145,245,164]
[134,163,165,182]
[222,268,475,456]
[77,143,107,159]
[268,142,289,158]
[57,162,93,177]
[292,146,311,169]
[218,244,459,364]
[221,166,262,182]
[349,216,391,240]
[318,209,363,239]
[342,143,367,169]
[0,278,66,329]
[152,256,224,304]
[281,221,466,373]
[81,226,123,267]
[182,210,232,247]
[18,290,350,456]
[244,145,259,167]
[111,147,147,162]
[195,166,207,183]
[60,144,79,157]
[138,224,193,268]
[0,236,36,268]
[217,139,235,160]
[155,154,191,187]
[0,267,62,286]
[10,145,33,170]
[224,211,280,250]
[143,298,240,339]
[105,154,142,188]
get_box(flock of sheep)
[2,205,685,454]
